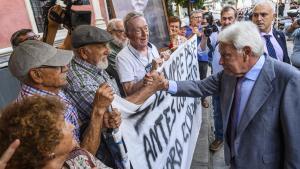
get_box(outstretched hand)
[0,139,20,169]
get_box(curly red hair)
[0,95,65,169]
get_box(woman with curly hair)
[0,95,111,169]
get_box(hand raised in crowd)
[160,50,171,61]
[0,139,20,169]
[291,18,300,29]
[103,108,122,129]
[48,5,64,26]
[93,83,114,110]
[192,26,202,37]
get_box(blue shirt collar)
[244,55,265,81]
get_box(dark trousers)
[198,61,208,101]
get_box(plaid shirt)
[17,84,80,143]
[64,57,122,168]
[64,56,120,125]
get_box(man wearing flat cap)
[8,41,119,158]
[64,25,165,167]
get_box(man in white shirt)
[116,11,169,96]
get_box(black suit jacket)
[272,29,291,64]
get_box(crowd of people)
[1,0,300,169]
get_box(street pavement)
[190,40,294,169]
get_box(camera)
[287,9,300,18]
[202,12,218,37]
[286,9,300,26]
[41,0,91,31]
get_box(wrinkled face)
[221,9,236,29]
[131,0,149,11]
[32,65,69,91]
[169,21,180,36]
[127,16,149,50]
[111,21,127,47]
[219,42,248,77]
[190,12,203,27]
[82,43,110,69]
[53,117,76,157]
[252,4,274,33]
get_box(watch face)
[145,63,152,73]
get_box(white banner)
[112,35,202,169]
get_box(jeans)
[212,95,223,140]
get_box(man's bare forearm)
[123,79,144,96]
[125,85,156,104]
[80,108,105,155]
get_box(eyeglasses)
[25,34,40,41]
[192,16,203,19]
[38,65,68,73]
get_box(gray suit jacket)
[173,56,300,169]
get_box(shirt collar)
[73,56,104,74]
[244,54,265,81]
[260,27,273,37]
[128,42,153,57]
[21,84,62,96]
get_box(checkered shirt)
[17,84,81,143]
[64,56,120,125]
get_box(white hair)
[107,18,123,32]
[218,21,264,57]
[253,0,276,13]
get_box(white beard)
[114,38,128,48]
[96,59,109,70]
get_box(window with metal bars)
[29,0,48,33]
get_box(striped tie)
[263,35,277,59]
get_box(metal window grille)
[29,0,48,33]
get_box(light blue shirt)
[168,55,266,125]
[236,55,265,125]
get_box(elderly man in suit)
[161,21,300,169]
[252,0,290,64]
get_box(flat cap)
[8,40,73,80]
[71,25,113,48]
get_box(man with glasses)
[8,41,121,164]
[116,11,169,96]
[185,9,210,108]
[106,18,128,96]
[10,29,40,48]
[252,1,290,64]
[65,25,165,168]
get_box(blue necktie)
[263,35,277,59]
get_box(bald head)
[252,1,275,33]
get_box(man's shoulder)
[265,57,299,80]
[67,64,102,92]
[272,29,285,38]
[116,45,134,60]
